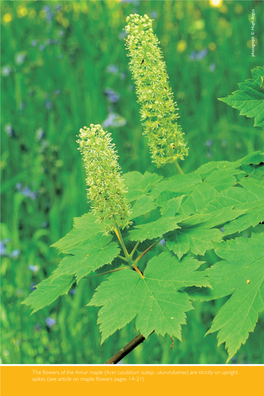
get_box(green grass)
[1,0,264,364]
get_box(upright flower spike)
[77,124,132,233]
[125,14,188,167]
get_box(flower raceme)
[77,124,132,233]
[125,14,188,167]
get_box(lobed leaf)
[159,196,185,217]
[22,275,75,314]
[51,212,104,253]
[129,195,157,220]
[52,235,120,283]
[167,226,222,259]
[150,172,202,199]
[123,171,163,202]
[129,216,180,242]
[219,66,264,127]
[205,233,264,362]
[88,252,210,343]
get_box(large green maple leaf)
[88,252,210,343]
[205,233,264,362]
[219,66,264,127]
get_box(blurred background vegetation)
[1,0,264,364]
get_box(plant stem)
[129,241,140,259]
[134,239,160,266]
[132,264,144,278]
[174,159,184,174]
[114,225,129,258]
[105,331,154,364]
[117,255,128,263]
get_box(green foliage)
[23,151,264,362]
[123,171,163,202]
[167,226,222,259]
[205,234,264,362]
[88,252,209,343]
[51,235,120,283]
[21,275,74,314]
[219,66,264,127]
[51,213,104,252]
[3,1,263,364]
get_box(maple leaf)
[22,275,75,314]
[205,233,264,362]
[88,252,210,343]
[129,195,157,219]
[167,226,222,259]
[52,235,120,283]
[123,171,163,202]
[51,212,104,253]
[219,66,264,127]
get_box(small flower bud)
[77,125,132,233]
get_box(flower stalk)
[77,124,132,234]
[125,14,188,168]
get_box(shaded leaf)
[179,183,217,216]
[204,167,244,192]
[240,151,264,166]
[195,160,240,180]
[150,173,202,199]
[167,226,222,259]
[222,201,264,236]
[130,195,157,220]
[52,235,120,283]
[239,175,264,199]
[129,216,180,242]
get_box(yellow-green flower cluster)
[125,14,188,167]
[77,124,132,233]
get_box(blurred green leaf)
[123,171,163,202]
[167,226,222,259]
[130,195,157,219]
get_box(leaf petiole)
[117,255,129,263]
[132,264,144,279]
[114,225,129,258]
[129,241,140,259]
[134,239,161,266]
[174,159,184,174]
